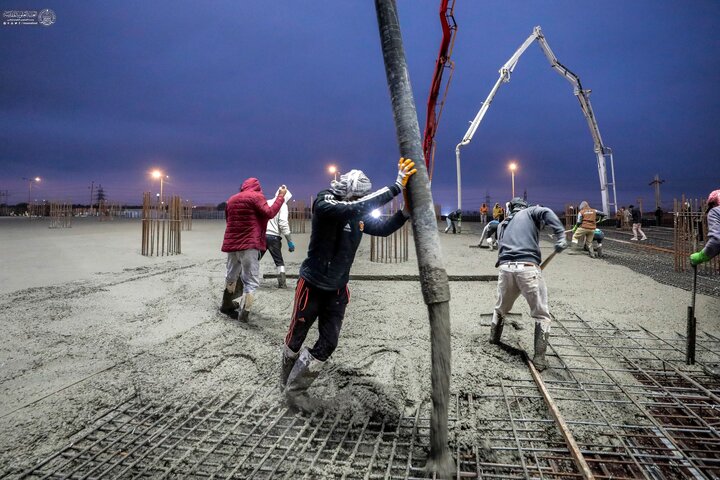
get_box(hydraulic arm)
[422,0,458,180]
[455,26,617,215]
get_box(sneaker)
[630,237,638,241]
[640,237,648,241]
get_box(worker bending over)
[478,219,500,250]
[280,158,416,411]
[489,198,567,371]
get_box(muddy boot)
[533,323,550,372]
[596,243,603,258]
[489,312,504,344]
[285,348,324,412]
[220,283,239,319]
[280,344,299,388]
[277,272,287,289]
[588,243,596,259]
[235,292,254,322]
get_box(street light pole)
[23,177,40,205]
[509,162,517,198]
[151,170,168,205]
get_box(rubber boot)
[277,272,287,289]
[596,244,603,258]
[489,312,504,344]
[285,348,325,412]
[280,344,299,388]
[533,323,550,372]
[220,283,239,319]
[235,292,254,322]
[588,243,596,259]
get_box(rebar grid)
[16,315,720,480]
[547,315,720,478]
[20,383,591,479]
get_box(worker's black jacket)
[299,185,406,290]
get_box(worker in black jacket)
[280,158,417,410]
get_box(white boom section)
[455,26,617,215]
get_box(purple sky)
[1,1,719,212]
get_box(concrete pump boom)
[455,26,618,215]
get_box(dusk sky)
[1,1,719,212]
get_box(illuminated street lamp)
[22,176,41,204]
[328,165,338,182]
[151,170,168,204]
[508,162,517,198]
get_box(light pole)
[23,176,41,204]
[328,165,338,182]
[509,162,517,198]
[151,170,168,204]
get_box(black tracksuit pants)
[261,234,285,267]
[284,277,349,362]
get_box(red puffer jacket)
[222,178,285,252]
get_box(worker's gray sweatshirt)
[703,206,720,259]
[496,206,566,267]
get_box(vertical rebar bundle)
[49,202,72,228]
[674,195,719,275]
[370,198,410,263]
[141,193,181,256]
[181,200,193,231]
[564,204,576,238]
[97,201,121,221]
[288,200,308,234]
[27,202,45,219]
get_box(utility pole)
[484,190,490,206]
[649,174,665,209]
[89,181,95,214]
[375,0,453,475]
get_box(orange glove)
[395,157,417,188]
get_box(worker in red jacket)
[221,178,287,321]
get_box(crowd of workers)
[219,165,720,409]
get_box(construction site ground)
[1,217,719,479]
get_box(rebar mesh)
[16,316,720,480]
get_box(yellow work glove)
[395,157,417,188]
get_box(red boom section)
[422,0,457,179]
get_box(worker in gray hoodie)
[489,197,568,371]
[263,187,295,288]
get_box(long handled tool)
[686,265,697,365]
[540,250,558,270]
